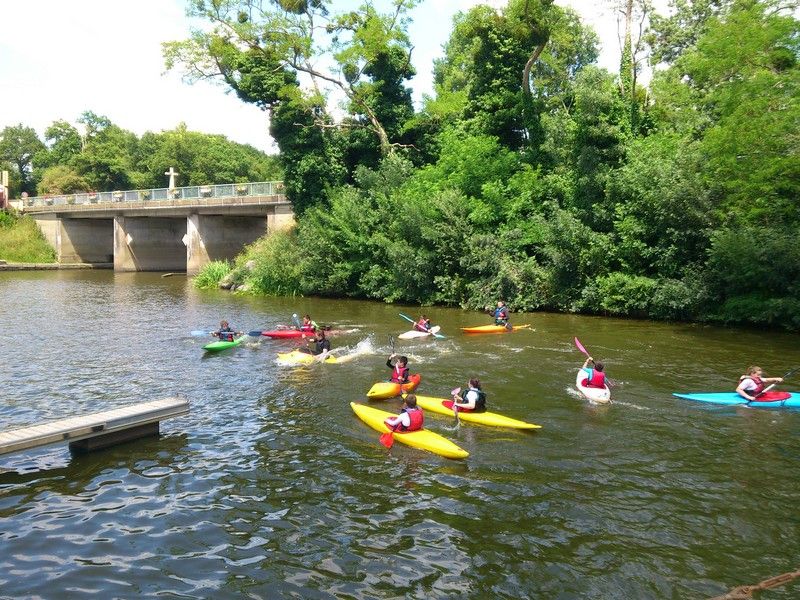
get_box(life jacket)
[415,319,429,332]
[494,307,508,324]
[218,327,234,342]
[391,364,410,383]
[399,407,424,431]
[741,375,765,395]
[313,338,331,355]
[472,389,487,412]
[444,390,487,412]
[587,370,606,389]
[300,323,316,333]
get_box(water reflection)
[1,271,800,598]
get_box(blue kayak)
[673,391,800,408]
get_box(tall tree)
[164,0,418,156]
[0,124,46,195]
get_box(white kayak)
[575,369,611,404]
[397,325,441,340]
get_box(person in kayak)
[414,315,433,333]
[299,314,318,334]
[386,354,410,384]
[492,301,510,327]
[736,366,783,401]
[212,320,237,342]
[384,394,424,432]
[299,329,331,356]
[581,357,607,389]
[453,378,487,412]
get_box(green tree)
[0,124,46,195]
[37,165,90,195]
[43,120,82,167]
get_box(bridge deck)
[0,397,190,455]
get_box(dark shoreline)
[0,262,113,271]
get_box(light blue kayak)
[673,391,800,408]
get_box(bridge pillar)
[186,214,269,275]
[58,218,113,263]
[114,216,186,272]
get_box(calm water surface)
[2,271,800,599]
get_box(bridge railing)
[21,181,285,208]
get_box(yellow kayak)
[413,395,541,430]
[366,373,421,399]
[461,324,531,334]
[350,402,468,460]
[277,349,338,365]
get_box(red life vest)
[401,407,424,431]
[391,365,409,383]
[587,370,606,389]
[300,324,316,333]
[415,319,429,332]
[742,375,764,395]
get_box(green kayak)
[203,334,247,352]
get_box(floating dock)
[0,397,190,455]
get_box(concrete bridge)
[19,181,293,274]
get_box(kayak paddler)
[386,354,411,384]
[452,378,487,412]
[581,356,607,389]
[490,301,511,329]
[414,315,433,333]
[736,366,783,401]
[299,314,318,334]
[384,394,424,432]
[299,329,331,356]
[212,320,240,342]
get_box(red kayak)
[261,329,307,339]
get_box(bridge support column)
[185,214,268,275]
[114,216,187,272]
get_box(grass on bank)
[0,212,56,263]
[193,228,304,294]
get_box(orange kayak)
[461,324,531,334]
[366,373,421,399]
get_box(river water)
[2,270,800,599]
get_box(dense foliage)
[189,0,800,330]
[0,115,281,197]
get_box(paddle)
[451,387,462,425]
[753,367,800,399]
[191,330,212,336]
[248,330,264,337]
[379,423,400,448]
[292,313,301,329]
[389,335,395,354]
[398,312,446,339]
[574,337,615,386]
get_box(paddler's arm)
[735,380,756,401]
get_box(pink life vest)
[742,375,764,395]
[391,365,409,383]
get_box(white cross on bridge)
[165,167,179,190]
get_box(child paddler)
[386,354,410,384]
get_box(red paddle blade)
[379,432,394,448]
[574,337,588,355]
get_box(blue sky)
[0,0,641,153]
